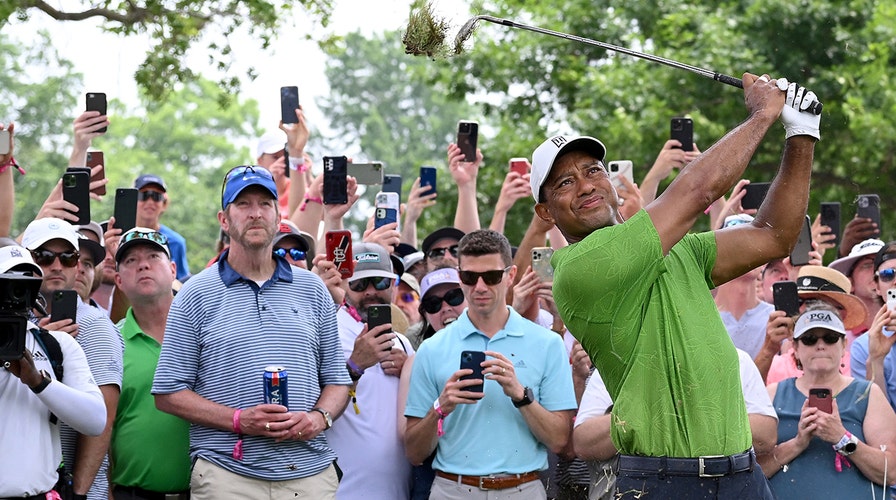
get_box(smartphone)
[280,86,299,124]
[856,194,881,234]
[282,144,290,178]
[347,162,385,185]
[366,304,392,334]
[741,182,771,211]
[85,92,107,133]
[113,188,139,232]
[85,151,107,196]
[457,120,479,162]
[885,289,896,337]
[670,117,693,152]
[772,281,801,317]
[819,202,841,247]
[325,230,353,279]
[0,129,9,155]
[62,171,91,225]
[531,247,555,281]
[607,160,634,189]
[459,350,486,394]
[382,174,402,205]
[509,158,528,177]
[374,192,400,230]
[50,289,79,324]
[420,166,437,195]
[323,156,348,205]
[808,387,833,414]
[789,215,813,267]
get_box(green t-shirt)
[111,309,190,491]
[553,210,751,457]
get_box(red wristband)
[232,408,242,434]
[232,409,244,460]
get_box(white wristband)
[288,156,305,171]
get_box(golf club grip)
[715,72,823,115]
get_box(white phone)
[607,160,634,188]
[885,289,896,337]
[374,191,400,231]
[0,129,9,155]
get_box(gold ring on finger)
[265,422,270,431]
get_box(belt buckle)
[478,475,496,490]
[698,455,726,478]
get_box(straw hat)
[796,266,867,330]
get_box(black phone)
[741,182,771,211]
[820,202,841,247]
[420,166,437,195]
[856,194,881,234]
[382,174,402,204]
[323,156,348,205]
[772,281,801,317]
[62,171,91,225]
[789,215,813,267]
[85,151,107,196]
[670,117,693,152]
[282,144,290,179]
[459,350,486,393]
[808,387,833,414]
[280,86,299,124]
[114,188,139,232]
[457,120,479,162]
[366,304,392,335]
[85,92,107,133]
[50,289,79,324]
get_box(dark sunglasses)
[31,249,80,267]
[421,288,465,314]
[427,245,458,260]
[399,291,419,303]
[458,266,511,286]
[876,268,895,283]
[122,229,169,246]
[221,165,274,197]
[797,333,844,346]
[348,276,393,292]
[274,247,306,261]
[137,190,165,202]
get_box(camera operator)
[0,244,106,498]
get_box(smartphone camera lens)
[63,175,76,188]
[672,120,682,131]
[462,353,471,363]
[858,197,868,208]
[459,123,469,133]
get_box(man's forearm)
[315,384,350,421]
[752,136,815,253]
[519,406,573,455]
[404,413,440,466]
[73,384,118,495]
[0,167,13,237]
[454,183,480,233]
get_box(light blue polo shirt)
[851,333,896,413]
[405,306,576,475]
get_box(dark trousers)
[615,463,775,500]
[112,486,190,500]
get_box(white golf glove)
[776,78,821,141]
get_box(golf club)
[448,14,822,115]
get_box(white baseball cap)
[21,218,79,251]
[0,245,43,276]
[829,238,885,277]
[793,309,846,339]
[530,135,606,201]
[256,131,285,159]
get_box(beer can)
[263,366,288,407]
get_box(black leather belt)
[616,449,755,478]
[112,485,190,500]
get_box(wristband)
[0,156,26,175]
[30,370,52,394]
[433,398,447,437]
[347,359,365,380]
[232,408,242,434]
[232,409,243,460]
[299,195,323,212]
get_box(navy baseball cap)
[134,174,167,191]
[221,166,278,209]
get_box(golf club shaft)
[470,15,822,115]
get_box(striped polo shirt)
[152,251,351,480]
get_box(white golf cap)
[829,238,885,277]
[0,245,43,276]
[256,131,285,159]
[793,309,846,339]
[530,135,606,200]
[21,218,79,251]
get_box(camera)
[0,273,43,361]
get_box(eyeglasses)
[122,230,169,246]
[427,245,458,260]
[138,191,165,202]
[221,165,274,198]
[421,288,465,314]
[399,291,419,303]
[348,276,393,292]
[31,249,80,267]
[458,266,511,286]
[274,247,306,261]
[797,333,844,346]
[876,268,896,283]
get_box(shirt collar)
[455,306,525,340]
[217,248,294,288]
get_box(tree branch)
[26,0,150,24]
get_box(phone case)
[459,350,486,393]
[856,194,881,233]
[420,166,437,195]
[347,162,385,185]
[366,304,392,334]
[457,121,479,162]
[280,86,299,124]
[531,247,555,281]
[772,281,801,317]
[607,160,634,188]
[820,202,841,247]
[114,188,139,232]
[323,156,349,205]
[808,388,833,414]
[382,174,402,202]
[670,117,693,152]
[326,230,353,279]
[741,182,771,211]
[50,289,79,324]
[86,92,107,133]
[62,171,91,225]
[0,129,9,155]
[789,215,813,267]
[85,151,106,196]
[888,289,896,311]
[374,192,400,230]
[509,158,528,177]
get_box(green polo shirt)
[111,309,190,491]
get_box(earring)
[793,351,803,371]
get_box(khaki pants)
[429,475,546,500]
[190,458,338,500]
